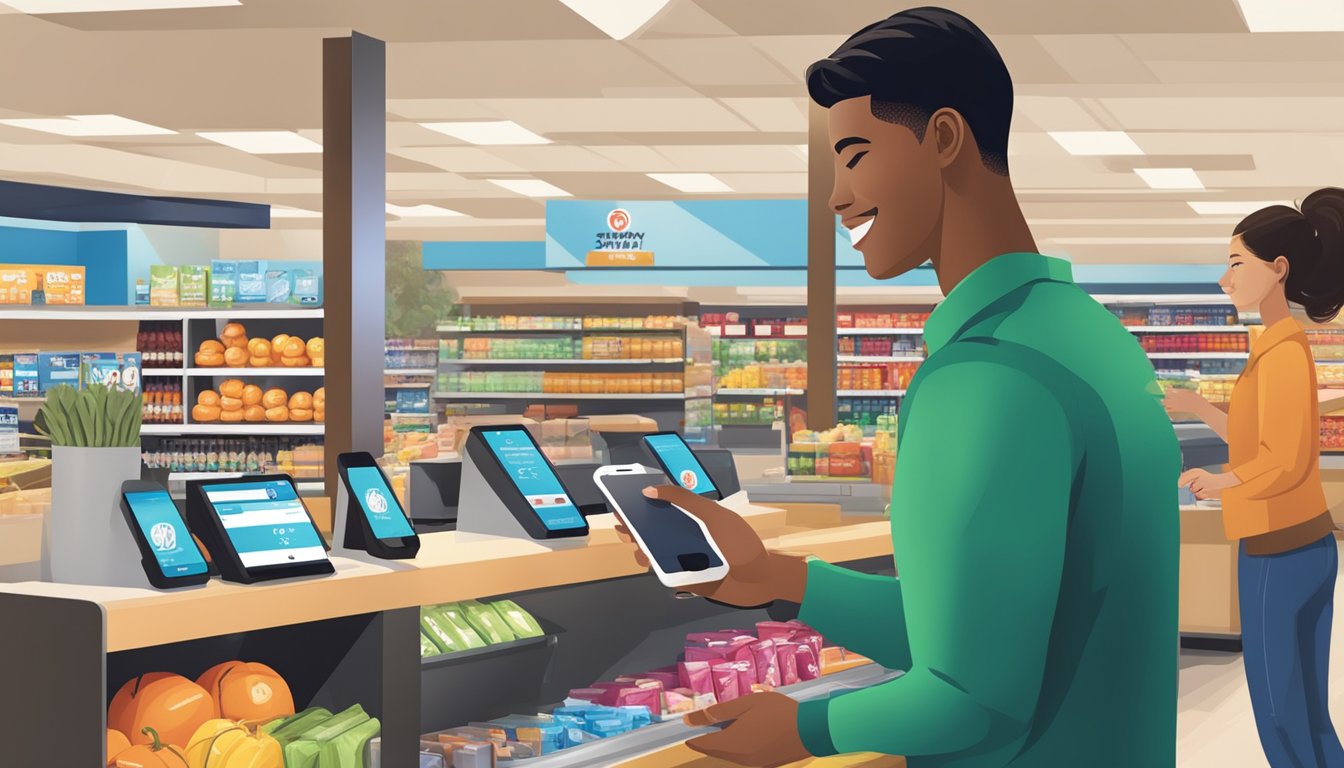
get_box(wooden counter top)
[615,745,905,768]
[0,504,893,652]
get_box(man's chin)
[863,252,924,281]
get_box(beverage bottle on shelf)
[206,442,220,473]
[171,330,183,367]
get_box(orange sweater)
[1223,318,1329,540]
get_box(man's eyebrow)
[834,137,871,154]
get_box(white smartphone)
[593,464,731,589]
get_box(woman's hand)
[1163,388,1209,418]
[1179,469,1240,499]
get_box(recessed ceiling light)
[1235,0,1344,32]
[647,173,733,193]
[1189,201,1291,215]
[419,121,549,146]
[197,131,322,154]
[4,0,237,11]
[386,203,465,218]
[1048,131,1144,156]
[555,0,672,39]
[0,114,175,137]
[487,179,572,198]
[1134,168,1204,190]
[269,207,322,219]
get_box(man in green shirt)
[626,7,1180,767]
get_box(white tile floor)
[1177,540,1344,766]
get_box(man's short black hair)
[806,7,1013,176]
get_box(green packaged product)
[284,704,371,768]
[149,265,179,307]
[420,630,441,657]
[209,259,237,308]
[460,599,518,645]
[490,599,545,639]
[318,714,380,768]
[179,265,208,307]
[262,706,332,739]
[421,605,486,653]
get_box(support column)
[806,101,837,429]
[323,31,386,493]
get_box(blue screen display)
[481,429,585,531]
[124,491,208,578]
[645,433,718,496]
[201,479,328,568]
[347,466,414,539]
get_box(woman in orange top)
[1167,187,1344,767]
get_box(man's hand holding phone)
[614,484,808,607]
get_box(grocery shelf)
[836,355,925,363]
[1095,294,1233,305]
[715,388,804,396]
[187,367,325,377]
[421,634,555,669]
[837,389,906,397]
[1146,352,1249,360]
[1125,326,1249,333]
[142,368,185,376]
[385,368,439,377]
[836,327,925,336]
[434,392,687,401]
[440,358,684,366]
[0,307,323,321]
[438,326,683,335]
[141,424,325,436]
[384,382,435,389]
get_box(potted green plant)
[36,383,149,587]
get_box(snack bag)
[776,642,801,686]
[750,639,782,688]
[710,663,741,703]
[678,661,714,696]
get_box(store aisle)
[1178,538,1344,767]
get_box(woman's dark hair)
[805,7,1013,176]
[1235,188,1344,323]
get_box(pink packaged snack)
[726,660,755,693]
[795,643,821,681]
[686,630,754,646]
[711,663,741,703]
[792,629,824,661]
[755,621,797,642]
[642,670,681,691]
[776,642,801,686]
[678,661,714,695]
[750,640,781,688]
[568,687,605,703]
[616,686,663,716]
[662,689,695,715]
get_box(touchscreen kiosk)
[458,425,588,540]
[120,481,210,589]
[641,431,721,500]
[186,475,334,584]
[335,452,420,559]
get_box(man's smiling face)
[828,96,945,279]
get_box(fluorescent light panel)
[0,114,175,136]
[386,203,464,218]
[555,0,672,40]
[1236,0,1344,32]
[647,173,733,193]
[1188,201,1291,215]
[1135,168,1204,190]
[197,131,321,154]
[487,179,571,198]
[4,0,238,12]
[1048,131,1144,156]
[419,120,549,146]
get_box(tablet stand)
[455,447,584,546]
[332,478,363,553]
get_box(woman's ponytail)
[1235,187,1344,324]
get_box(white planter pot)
[43,445,150,588]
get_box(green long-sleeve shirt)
[796,253,1180,767]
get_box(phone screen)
[600,473,722,574]
[124,490,209,578]
[644,433,719,498]
[480,429,586,531]
[346,465,414,540]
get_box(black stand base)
[1181,635,1243,653]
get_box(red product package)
[755,621,797,642]
[642,670,681,691]
[776,642,801,686]
[751,639,782,687]
[616,686,663,716]
[678,661,714,695]
[795,644,821,681]
[710,663,741,703]
[728,660,756,693]
[568,687,605,703]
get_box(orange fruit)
[220,408,244,423]
[289,408,313,422]
[262,388,288,409]
[241,385,263,406]
[247,338,272,359]
[194,351,224,367]
[219,396,243,412]
[198,340,225,355]
[289,392,313,411]
[282,337,306,359]
[198,390,221,408]
[264,406,289,422]
[219,380,245,399]
[243,405,266,422]
[192,404,221,422]
[224,347,247,367]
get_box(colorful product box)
[178,265,208,307]
[0,355,12,397]
[265,270,292,304]
[149,265,180,307]
[236,261,267,303]
[0,403,16,454]
[209,260,237,308]
[81,352,143,393]
[31,266,86,305]
[11,354,39,398]
[395,389,430,414]
[292,268,320,305]
[0,267,36,304]
[38,352,82,393]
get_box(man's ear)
[929,107,968,169]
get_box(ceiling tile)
[477,98,755,134]
[1035,35,1158,84]
[639,0,738,38]
[718,97,807,132]
[632,38,796,86]
[1102,96,1344,130]
[713,173,807,194]
[649,144,805,172]
[389,146,528,174]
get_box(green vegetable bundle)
[34,384,142,447]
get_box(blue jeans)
[1241,534,1344,767]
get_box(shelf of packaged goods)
[1146,352,1249,360]
[421,634,555,669]
[715,388,804,397]
[187,367,325,377]
[1096,294,1234,305]
[1125,326,1249,333]
[836,327,925,336]
[384,382,435,389]
[836,356,924,364]
[0,308,323,321]
[435,392,687,400]
[837,390,906,398]
[141,368,185,376]
[438,326,684,335]
[141,424,325,436]
[385,368,439,377]
[440,359,685,367]
[0,504,896,652]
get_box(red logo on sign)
[608,209,631,232]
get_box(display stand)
[454,446,585,547]
[43,446,151,589]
